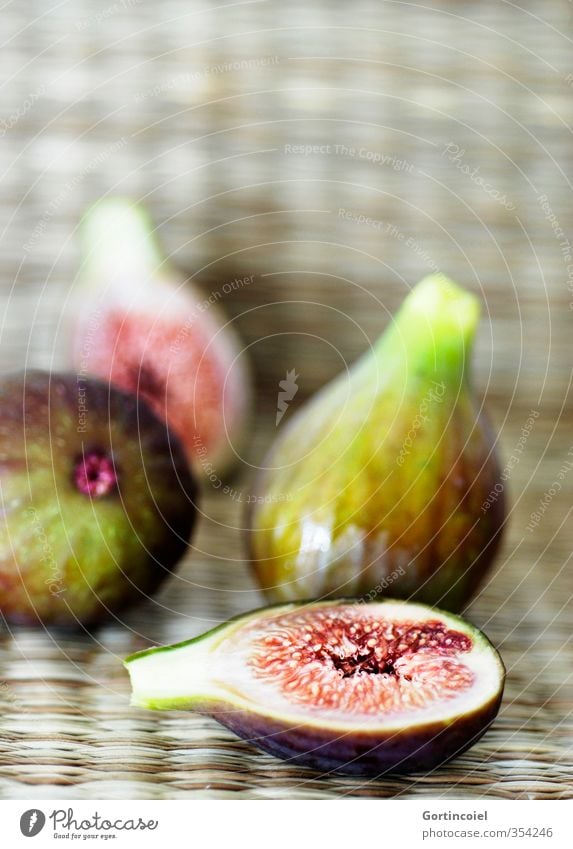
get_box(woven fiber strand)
[1,0,572,798]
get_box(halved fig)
[125,600,505,776]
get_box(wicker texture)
[0,0,572,798]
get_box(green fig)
[247,275,505,611]
[0,371,197,627]
[125,599,505,776]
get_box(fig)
[247,274,505,611]
[125,599,505,776]
[67,197,251,476]
[0,371,197,627]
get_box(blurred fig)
[67,198,251,476]
[248,275,505,612]
[0,371,197,627]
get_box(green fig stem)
[125,633,221,710]
[80,197,165,282]
[380,274,480,387]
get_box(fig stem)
[80,197,164,282]
[126,636,216,710]
[380,274,481,386]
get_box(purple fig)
[66,198,251,477]
[247,275,505,611]
[125,599,505,776]
[0,371,197,627]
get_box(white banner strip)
[1,799,571,848]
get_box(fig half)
[125,599,505,776]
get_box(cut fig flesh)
[125,600,505,776]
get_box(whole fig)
[247,275,505,611]
[67,198,251,477]
[0,371,197,627]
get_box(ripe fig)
[0,371,197,627]
[247,275,505,611]
[67,198,251,476]
[125,599,505,776]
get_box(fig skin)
[67,198,251,477]
[0,371,198,628]
[208,691,503,776]
[247,275,506,612]
[125,599,505,777]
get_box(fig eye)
[73,450,118,498]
